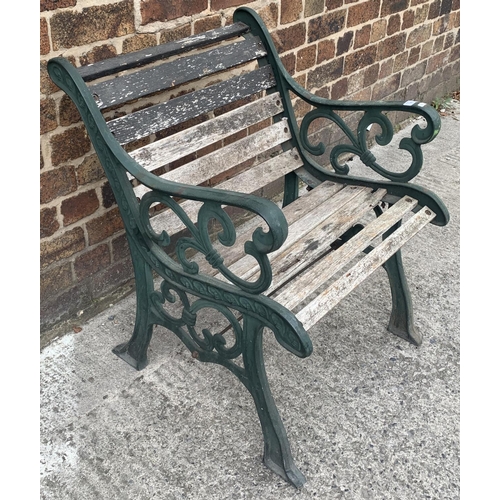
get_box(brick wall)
[40,0,460,344]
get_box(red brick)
[41,207,60,239]
[59,95,81,127]
[41,98,57,134]
[305,0,325,17]
[51,1,134,50]
[86,207,125,245]
[308,11,346,43]
[337,31,354,56]
[159,24,192,44]
[41,165,78,204]
[317,39,336,64]
[307,58,344,89]
[40,0,76,12]
[141,0,206,23]
[326,0,343,9]
[272,23,306,53]
[401,60,426,87]
[255,2,279,29]
[378,33,406,60]
[372,73,401,100]
[194,15,222,34]
[394,50,409,71]
[297,46,317,72]
[50,126,91,166]
[363,64,380,87]
[40,227,85,268]
[433,14,451,36]
[381,0,409,16]
[345,45,377,74]
[426,51,449,74]
[281,0,303,24]
[407,24,432,47]
[371,19,387,42]
[212,0,246,9]
[123,34,157,53]
[61,190,100,226]
[402,10,415,29]
[354,25,371,49]
[347,0,380,27]
[76,155,106,186]
[40,18,50,55]
[387,14,401,35]
[428,0,441,19]
[74,244,111,280]
[40,263,73,298]
[79,45,118,67]
[408,46,421,65]
[281,53,297,75]
[331,77,348,99]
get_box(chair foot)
[264,455,307,488]
[112,341,149,370]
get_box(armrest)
[234,7,449,226]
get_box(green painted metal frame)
[48,7,449,488]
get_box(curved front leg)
[241,315,306,488]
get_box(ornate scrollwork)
[299,106,434,182]
[139,190,274,294]
[151,279,243,360]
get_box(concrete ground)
[40,101,460,500]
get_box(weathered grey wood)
[147,148,304,239]
[273,196,419,311]
[294,206,436,330]
[78,23,250,81]
[109,65,277,144]
[91,37,267,110]
[190,180,345,277]
[264,188,388,291]
[128,94,284,174]
[133,118,293,198]
[218,185,378,282]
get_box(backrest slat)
[133,118,292,197]
[128,93,284,174]
[90,36,266,110]
[109,65,277,145]
[78,22,250,82]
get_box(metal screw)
[192,351,199,359]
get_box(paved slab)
[40,102,460,500]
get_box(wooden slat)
[109,65,277,144]
[221,186,385,280]
[189,180,345,276]
[148,149,304,239]
[273,196,419,311]
[78,23,250,81]
[128,93,284,173]
[133,118,292,198]
[91,37,266,110]
[263,188,388,292]
[294,206,436,331]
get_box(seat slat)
[109,65,277,144]
[78,22,250,81]
[264,188,388,292]
[191,180,345,276]
[133,118,292,198]
[221,185,380,282]
[128,93,284,174]
[292,205,436,331]
[273,196,420,311]
[91,37,266,110]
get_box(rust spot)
[192,350,199,359]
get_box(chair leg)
[241,316,306,488]
[113,258,155,370]
[382,246,422,346]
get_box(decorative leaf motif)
[299,105,429,182]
